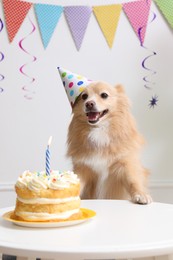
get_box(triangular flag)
[154,0,173,28]
[64,6,92,51]
[2,0,32,42]
[123,0,151,45]
[34,4,63,49]
[93,5,122,48]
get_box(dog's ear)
[115,84,125,93]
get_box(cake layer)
[15,199,80,214]
[15,183,80,199]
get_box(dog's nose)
[85,100,95,109]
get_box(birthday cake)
[14,170,82,222]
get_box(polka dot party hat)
[58,67,93,107]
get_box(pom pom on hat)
[57,67,93,107]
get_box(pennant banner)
[2,0,32,42]
[64,6,92,50]
[34,4,63,49]
[154,0,173,28]
[93,4,122,48]
[1,0,173,49]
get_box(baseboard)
[0,181,173,208]
[149,180,173,204]
[0,183,15,191]
[1,180,173,190]
[149,180,173,188]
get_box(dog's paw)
[132,193,153,205]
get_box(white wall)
[0,0,173,207]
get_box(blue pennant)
[34,4,63,48]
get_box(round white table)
[1,200,173,260]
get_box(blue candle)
[46,136,52,176]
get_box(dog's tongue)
[87,112,100,121]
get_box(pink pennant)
[64,6,92,51]
[2,0,32,42]
[123,0,151,45]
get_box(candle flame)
[48,136,52,146]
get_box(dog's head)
[72,81,130,126]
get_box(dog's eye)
[101,92,108,99]
[81,93,88,100]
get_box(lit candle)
[46,136,52,176]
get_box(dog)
[67,81,152,204]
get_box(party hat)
[57,67,93,107]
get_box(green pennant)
[154,0,173,28]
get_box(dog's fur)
[67,81,152,204]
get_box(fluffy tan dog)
[67,81,152,204]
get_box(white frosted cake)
[14,170,81,222]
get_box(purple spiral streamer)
[0,18,5,93]
[18,16,37,100]
[138,1,158,108]
[138,10,157,90]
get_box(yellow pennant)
[93,4,122,48]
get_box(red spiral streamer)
[19,16,37,100]
[0,18,5,94]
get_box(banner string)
[0,18,5,94]
[19,16,37,100]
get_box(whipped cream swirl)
[16,170,79,192]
